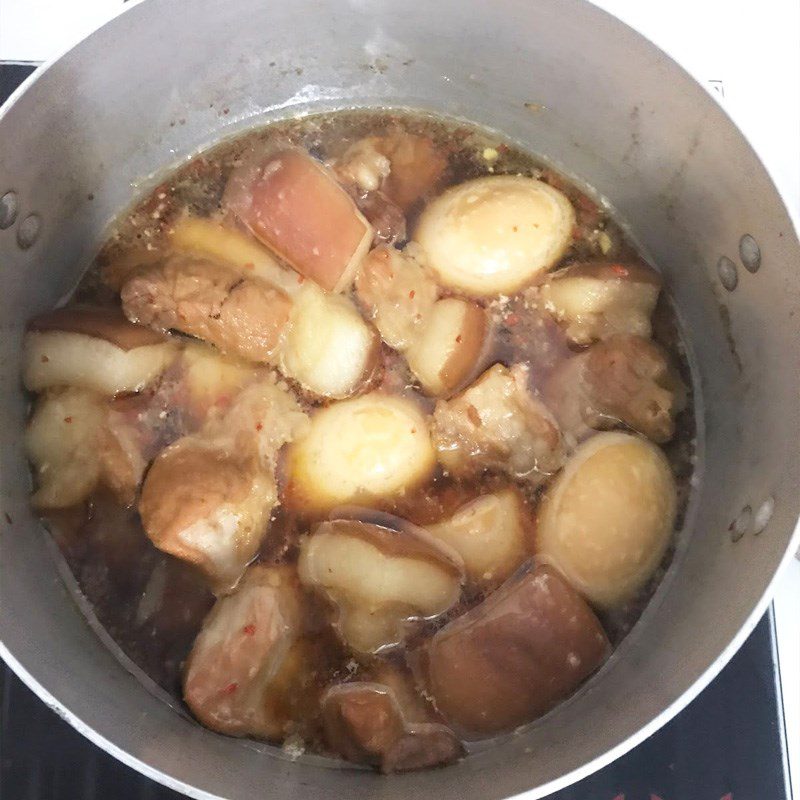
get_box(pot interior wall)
[1,1,798,798]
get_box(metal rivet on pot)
[739,234,761,273]
[0,191,18,230]
[753,496,774,535]
[730,505,752,542]
[717,256,738,291]
[17,213,41,249]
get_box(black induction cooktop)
[0,64,792,800]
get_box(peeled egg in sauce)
[414,175,575,297]
[535,431,677,608]
[284,393,436,513]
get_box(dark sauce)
[46,109,696,753]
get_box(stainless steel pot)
[1,1,798,797]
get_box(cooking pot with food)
[0,0,798,798]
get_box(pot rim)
[1,0,798,797]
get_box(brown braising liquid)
[42,109,696,754]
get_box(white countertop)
[2,0,798,793]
